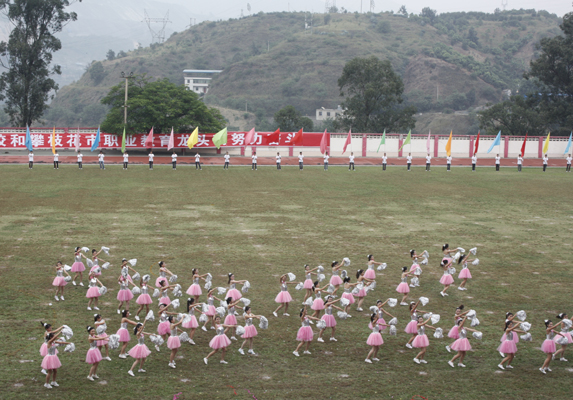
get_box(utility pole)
[121,72,134,125]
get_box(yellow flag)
[51,127,56,155]
[542,132,550,154]
[445,130,452,156]
[187,127,198,149]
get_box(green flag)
[121,126,126,153]
[398,130,411,151]
[376,130,386,153]
[212,127,228,149]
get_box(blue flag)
[90,126,100,152]
[25,125,33,151]
[486,131,501,153]
[564,132,572,154]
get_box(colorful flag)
[487,131,501,153]
[90,126,100,152]
[144,127,154,148]
[377,130,386,153]
[75,127,80,152]
[520,133,528,156]
[564,132,572,154]
[426,130,431,154]
[267,128,280,144]
[398,130,411,151]
[319,129,328,154]
[167,127,174,151]
[25,125,33,151]
[445,131,452,157]
[187,127,198,149]
[212,127,228,149]
[121,127,126,153]
[342,129,352,154]
[474,131,480,155]
[291,129,304,146]
[51,127,56,154]
[542,132,550,154]
[244,128,256,145]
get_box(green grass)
[1,165,572,399]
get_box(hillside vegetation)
[45,9,562,134]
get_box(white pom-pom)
[343,257,350,266]
[287,273,296,282]
[100,246,110,255]
[472,259,479,266]
[386,298,398,308]
[341,270,348,279]
[469,247,477,255]
[64,264,72,271]
[447,267,456,275]
[516,310,527,322]
[217,287,227,295]
[152,289,160,298]
[520,322,531,332]
[62,325,74,340]
[219,300,228,309]
[295,282,304,291]
[240,298,251,307]
[453,252,461,262]
[121,267,128,277]
[340,298,350,307]
[457,247,465,253]
[326,284,335,293]
[145,310,155,322]
[388,317,398,325]
[64,276,72,282]
[236,325,246,336]
[142,274,150,283]
[101,262,110,270]
[304,297,313,306]
[520,333,532,342]
[169,274,178,283]
[421,250,429,258]
[178,331,189,342]
[317,265,324,273]
[199,313,208,323]
[259,316,269,329]
[64,343,75,352]
[172,287,182,298]
[563,319,573,329]
[98,286,107,295]
[131,272,140,282]
[337,311,348,320]
[317,274,325,282]
[369,306,378,314]
[367,281,377,291]
[316,320,326,330]
[377,263,387,271]
[472,331,483,340]
[205,273,212,282]
[389,325,397,336]
[149,334,164,346]
[470,317,480,327]
[86,259,94,268]
[356,282,364,290]
[466,309,477,319]
[108,334,120,349]
[410,277,419,286]
[96,323,107,335]
[81,247,90,252]
[423,313,432,320]
[351,287,359,295]
[431,314,441,325]
[131,286,141,295]
[216,307,226,318]
[556,335,569,345]
[414,266,422,275]
[128,259,137,267]
[171,299,180,309]
[418,297,429,306]
[242,281,250,289]
[420,258,428,266]
[433,327,443,339]
[204,281,212,290]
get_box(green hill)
[45,9,562,133]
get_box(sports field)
[0,164,571,400]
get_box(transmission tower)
[501,0,508,11]
[324,0,330,13]
[143,9,171,44]
[247,3,251,14]
[370,0,375,12]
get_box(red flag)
[520,133,528,156]
[342,129,352,154]
[291,129,303,146]
[144,127,154,148]
[267,129,280,144]
[167,127,174,150]
[319,129,328,154]
[473,131,480,155]
[244,128,255,145]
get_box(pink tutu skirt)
[296,326,313,341]
[451,338,471,352]
[242,325,258,339]
[128,344,151,359]
[205,305,217,316]
[275,291,293,303]
[41,354,61,370]
[311,298,325,311]
[117,328,130,343]
[40,342,58,356]
[167,336,181,349]
[71,261,85,273]
[117,289,133,302]
[440,274,454,285]
[396,282,410,294]
[330,275,343,286]
[159,296,171,306]
[226,288,242,301]
[86,287,101,298]
[458,268,472,279]
[90,264,101,277]
[554,332,573,344]
[97,333,108,347]
[498,340,517,354]
[341,292,355,304]
[186,284,202,296]
[356,288,367,298]
[410,264,419,273]
[224,314,237,325]
[412,334,429,348]
[448,325,459,339]
[157,321,170,336]
[136,293,152,305]
[378,317,387,331]
[321,314,336,328]
[209,334,231,349]
[367,332,384,346]
[364,269,376,280]
[85,347,102,364]
[442,257,452,264]
[155,276,167,288]
[182,315,198,329]
[500,333,519,344]
[405,320,418,334]
[52,276,66,287]
[541,339,557,354]
[303,279,314,289]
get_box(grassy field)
[0,165,572,400]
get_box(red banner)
[0,131,328,149]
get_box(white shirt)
[149,154,154,161]
[224,154,230,162]
[28,154,34,161]
[471,156,477,164]
[567,157,572,165]
[172,154,177,162]
[446,156,452,164]
[543,156,548,165]
[349,155,355,163]
[425,156,431,163]
[275,155,281,163]
[98,154,104,162]
[517,156,523,165]
[382,156,387,164]
[324,155,329,163]
[195,154,200,162]
[54,153,59,161]
[252,155,257,163]
[495,156,500,164]
[298,155,304,162]
[123,154,128,162]
[406,156,412,163]
[77,153,83,162]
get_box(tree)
[89,62,106,84]
[324,13,331,25]
[106,49,115,61]
[117,50,127,58]
[0,0,78,126]
[334,56,416,133]
[100,75,226,134]
[398,5,408,17]
[420,7,436,24]
[273,105,313,132]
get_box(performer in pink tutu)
[553,313,573,362]
[203,316,236,364]
[89,248,107,278]
[158,280,178,306]
[439,259,454,297]
[39,322,63,375]
[341,277,357,314]
[447,316,480,367]
[329,261,344,295]
[41,331,71,389]
[396,267,415,305]
[317,296,344,342]
[293,306,321,356]
[238,306,263,355]
[405,300,430,349]
[155,261,175,288]
[540,320,565,374]
[117,310,138,359]
[128,321,152,376]
[94,314,111,361]
[166,316,184,368]
[370,299,395,332]
[365,313,390,363]
[186,268,208,302]
[183,298,203,345]
[410,249,428,260]
[409,258,422,287]
[457,254,477,291]
[116,271,135,314]
[134,279,153,321]
[498,320,527,370]
[441,244,457,263]
[86,273,104,311]
[273,274,296,317]
[86,325,108,381]
[498,313,520,357]
[412,315,438,364]
[224,297,244,340]
[310,281,330,319]
[71,247,87,286]
[201,289,222,331]
[157,303,179,347]
[226,273,247,301]
[354,269,374,312]
[365,254,384,280]
[446,305,470,353]
[303,264,320,303]
[52,261,70,302]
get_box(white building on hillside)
[316,105,344,121]
[183,70,222,95]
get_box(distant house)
[316,105,344,121]
[183,70,222,95]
